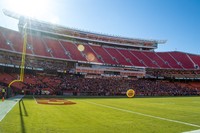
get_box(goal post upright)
[8,23,28,88]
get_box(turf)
[0,96,200,133]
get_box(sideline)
[83,100,200,128]
[0,95,24,122]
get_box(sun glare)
[6,0,49,19]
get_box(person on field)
[1,87,6,101]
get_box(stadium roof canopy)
[3,9,167,50]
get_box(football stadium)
[0,1,200,133]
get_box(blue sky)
[0,0,199,54]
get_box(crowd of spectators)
[146,69,200,79]
[0,71,199,97]
[19,74,199,96]
[56,75,199,96]
[0,52,72,71]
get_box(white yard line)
[83,100,200,128]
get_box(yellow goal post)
[8,23,28,88]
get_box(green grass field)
[0,96,200,133]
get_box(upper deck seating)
[130,50,158,68]
[156,52,183,69]
[0,27,200,70]
[143,51,170,69]
[27,35,51,57]
[80,44,103,63]
[0,30,12,51]
[89,45,117,64]
[117,49,144,67]
[43,37,70,59]
[169,52,194,69]
[188,54,200,68]
[60,40,87,62]
[104,47,132,66]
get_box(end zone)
[34,97,76,105]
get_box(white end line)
[33,96,38,104]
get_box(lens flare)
[86,53,96,62]
[77,44,85,52]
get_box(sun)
[5,0,50,19]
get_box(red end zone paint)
[35,98,76,105]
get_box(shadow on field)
[19,99,28,133]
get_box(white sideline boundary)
[83,100,200,128]
[0,95,24,122]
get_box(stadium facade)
[0,10,200,96]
